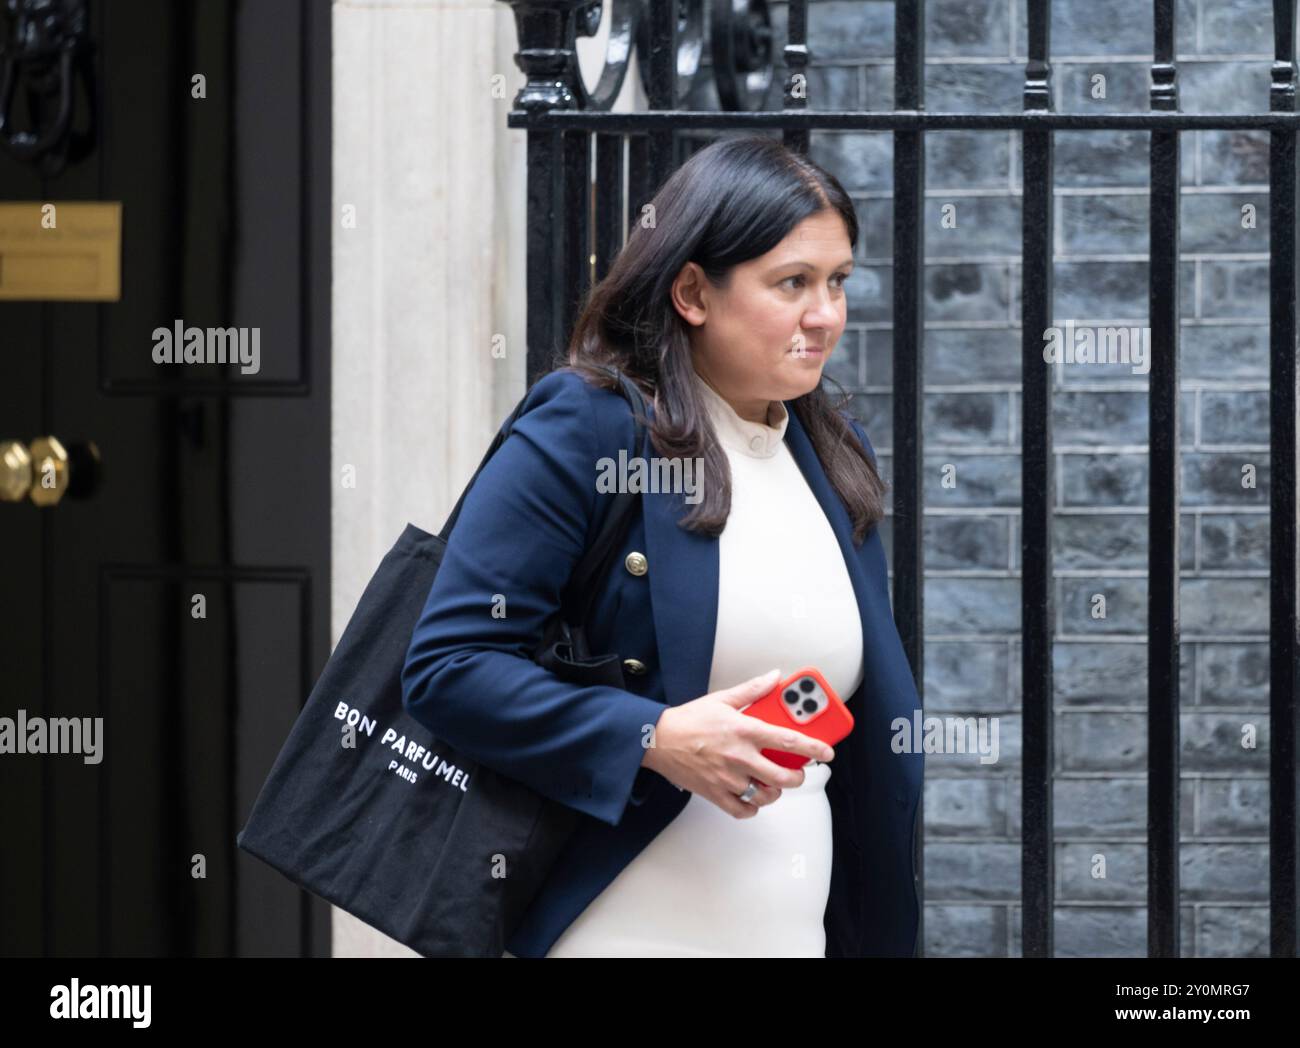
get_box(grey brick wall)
[690,0,1276,957]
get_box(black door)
[0,0,331,957]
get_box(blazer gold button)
[623,658,648,675]
[624,551,648,576]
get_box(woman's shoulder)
[535,364,647,402]
[522,366,644,451]
[836,407,877,465]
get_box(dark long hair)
[552,134,886,544]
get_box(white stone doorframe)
[330,0,644,957]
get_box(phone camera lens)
[783,689,798,704]
[802,699,818,714]
[799,677,816,693]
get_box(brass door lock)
[0,436,101,505]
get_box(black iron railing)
[496,0,1300,959]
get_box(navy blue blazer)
[401,367,923,957]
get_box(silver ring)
[738,780,758,804]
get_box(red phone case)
[741,667,854,788]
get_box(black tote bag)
[236,368,649,957]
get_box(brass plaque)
[0,201,122,301]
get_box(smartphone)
[741,667,854,788]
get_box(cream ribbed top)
[540,367,865,957]
[689,369,865,707]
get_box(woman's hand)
[640,669,835,819]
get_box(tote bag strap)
[435,367,652,616]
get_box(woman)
[401,135,923,957]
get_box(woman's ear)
[670,261,708,327]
